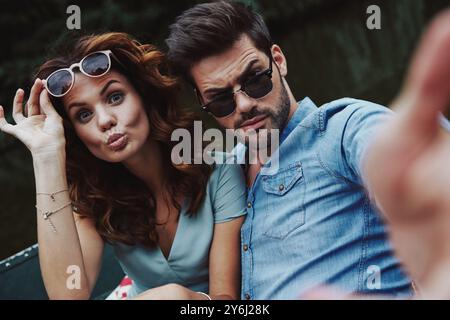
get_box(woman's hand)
[132,283,210,300]
[0,78,66,156]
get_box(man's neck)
[246,162,262,188]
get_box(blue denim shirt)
[241,97,413,300]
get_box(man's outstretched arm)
[363,9,450,299]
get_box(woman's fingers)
[0,105,15,136]
[12,88,25,123]
[26,78,43,117]
[39,86,59,118]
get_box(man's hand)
[364,9,450,299]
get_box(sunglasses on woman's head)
[197,54,274,118]
[44,50,121,98]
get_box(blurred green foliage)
[0,0,449,259]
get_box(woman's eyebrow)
[67,79,121,110]
[67,101,86,110]
[100,79,120,96]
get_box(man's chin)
[241,128,276,150]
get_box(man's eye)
[245,70,263,84]
[209,91,232,102]
[77,110,92,122]
[108,92,124,104]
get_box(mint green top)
[113,164,247,297]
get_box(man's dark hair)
[166,1,272,83]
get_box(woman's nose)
[96,106,117,131]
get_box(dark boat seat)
[0,244,124,300]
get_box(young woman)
[0,32,247,300]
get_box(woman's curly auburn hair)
[35,32,213,247]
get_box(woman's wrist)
[32,146,66,162]
[33,149,68,192]
[32,147,66,170]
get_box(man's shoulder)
[298,98,392,183]
[313,98,392,133]
[295,97,391,133]
[322,97,390,121]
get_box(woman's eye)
[77,110,92,123]
[108,92,124,104]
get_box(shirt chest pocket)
[261,161,306,240]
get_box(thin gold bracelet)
[35,201,72,233]
[36,189,69,201]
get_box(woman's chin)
[97,143,135,163]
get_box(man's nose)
[234,90,256,115]
[96,106,117,131]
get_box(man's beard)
[235,81,291,151]
[269,81,291,132]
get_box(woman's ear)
[270,44,288,77]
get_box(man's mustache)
[234,108,270,129]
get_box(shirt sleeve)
[341,102,393,186]
[210,163,248,224]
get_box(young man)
[166,1,417,299]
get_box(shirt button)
[244,293,251,300]
[279,184,285,191]
[243,244,248,251]
[247,202,252,208]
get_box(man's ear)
[271,44,288,77]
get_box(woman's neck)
[122,137,165,193]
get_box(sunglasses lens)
[201,66,273,118]
[47,70,73,96]
[207,95,236,118]
[245,73,273,99]
[81,52,110,76]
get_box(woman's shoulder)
[208,163,246,188]
[206,163,247,223]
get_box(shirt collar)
[280,97,317,143]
